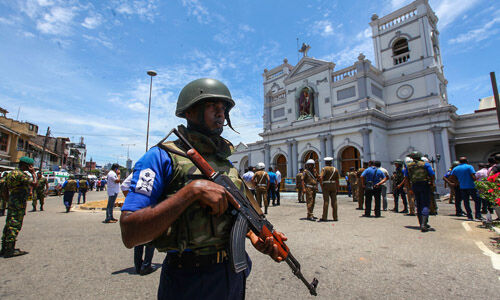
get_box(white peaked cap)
[404,157,413,164]
[306,159,315,164]
[324,157,333,161]
[256,162,265,169]
[421,157,429,163]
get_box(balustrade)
[332,66,357,82]
[378,9,417,31]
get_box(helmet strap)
[224,110,239,134]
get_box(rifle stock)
[172,128,318,296]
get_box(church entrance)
[274,154,287,188]
[340,146,361,176]
[302,150,319,172]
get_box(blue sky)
[0,0,499,166]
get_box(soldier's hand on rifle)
[248,230,288,262]
[190,179,238,217]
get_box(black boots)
[2,242,28,258]
[420,216,430,232]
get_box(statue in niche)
[298,87,314,120]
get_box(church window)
[392,38,410,65]
[273,107,285,119]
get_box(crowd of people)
[241,152,500,233]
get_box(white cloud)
[311,20,336,37]
[23,31,36,38]
[82,33,113,48]
[433,0,481,29]
[81,13,102,29]
[449,16,500,44]
[113,0,158,21]
[182,0,210,24]
[36,6,76,35]
[322,29,374,68]
[239,24,255,33]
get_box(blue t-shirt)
[268,172,277,184]
[121,146,174,212]
[361,167,387,185]
[451,163,476,189]
[403,162,435,178]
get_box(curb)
[493,226,500,236]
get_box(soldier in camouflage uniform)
[0,172,7,217]
[347,167,357,203]
[252,162,270,214]
[356,164,367,210]
[319,157,340,221]
[32,172,48,211]
[119,78,286,299]
[404,151,436,232]
[62,175,78,213]
[1,156,38,258]
[391,160,408,213]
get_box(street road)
[0,190,499,299]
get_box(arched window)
[393,38,410,65]
[302,150,319,171]
[340,146,361,175]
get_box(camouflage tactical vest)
[79,180,88,189]
[151,125,243,255]
[65,180,78,192]
[36,177,47,193]
[407,161,429,183]
[393,168,405,185]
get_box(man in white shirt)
[275,169,282,206]
[103,164,121,223]
[375,162,390,211]
[242,167,256,197]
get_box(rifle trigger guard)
[229,213,249,273]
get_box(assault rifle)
[166,128,318,296]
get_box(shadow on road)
[404,225,436,232]
[111,263,162,275]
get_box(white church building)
[229,0,500,194]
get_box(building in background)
[230,0,500,194]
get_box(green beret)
[19,156,34,165]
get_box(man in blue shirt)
[404,152,435,231]
[443,161,463,216]
[451,157,480,220]
[267,167,278,206]
[119,78,286,299]
[361,161,388,217]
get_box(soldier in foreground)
[296,168,305,203]
[252,162,270,214]
[319,157,340,221]
[302,159,318,220]
[32,172,48,211]
[0,172,7,216]
[119,78,286,299]
[0,157,37,257]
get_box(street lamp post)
[146,70,157,152]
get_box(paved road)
[0,190,499,299]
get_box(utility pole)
[490,72,500,129]
[39,127,50,170]
[146,70,157,152]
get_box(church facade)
[230,0,500,194]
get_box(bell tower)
[369,0,447,107]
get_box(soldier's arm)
[120,179,234,248]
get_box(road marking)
[474,241,500,271]
[462,221,472,232]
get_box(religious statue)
[299,43,311,57]
[298,87,314,120]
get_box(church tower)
[369,0,448,111]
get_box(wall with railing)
[378,9,417,31]
[332,66,357,82]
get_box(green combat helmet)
[175,78,238,132]
[408,151,423,161]
[393,159,403,165]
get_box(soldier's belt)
[257,184,267,187]
[306,184,317,188]
[322,181,336,184]
[166,250,228,269]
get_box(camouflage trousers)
[357,186,365,209]
[2,195,27,244]
[0,195,7,212]
[256,187,269,209]
[32,192,45,209]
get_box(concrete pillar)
[327,133,334,158]
[359,128,372,161]
[294,140,299,171]
[431,126,446,195]
[264,144,270,170]
[287,141,293,178]
[449,140,456,162]
[319,135,326,169]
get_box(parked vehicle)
[43,171,70,195]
